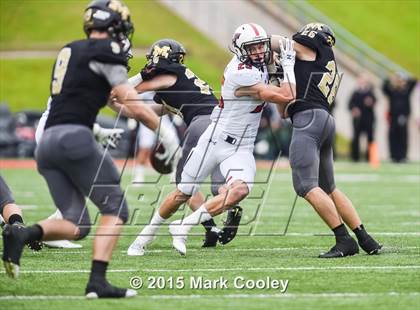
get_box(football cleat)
[85,279,137,299]
[219,206,242,245]
[169,220,187,256]
[319,236,359,258]
[27,240,43,251]
[127,235,156,256]
[2,224,27,279]
[358,235,382,255]
[43,240,82,249]
[202,228,221,248]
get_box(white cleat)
[169,220,188,256]
[86,288,137,299]
[127,235,155,256]
[43,240,82,249]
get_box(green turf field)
[1,162,419,309]
[309,0,420,77]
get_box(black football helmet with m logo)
[146,39,187,65]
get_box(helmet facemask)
[240,38,271,68]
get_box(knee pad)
[177,182,199,196]
[116,202,129,224]
[75,225,91,240]
[60,208,91,240]
[100,200,129,223]
[320,183,336,195]
[94,188,129,223]
[293,176,317,198]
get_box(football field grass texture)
[0,161,419,309]
[309,0,419,77]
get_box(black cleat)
[85,279,137,299]
[202,229,220,248]
[219,206,242,245]
[319,237,359,258]
[358,235,382,255]
[2,224,27,279]
[27,240,43,252]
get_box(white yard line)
[142,266,420,273]
[0,269,137,274]
[118,232,420,236]
[0,292,419,301]
[1,266,419,275]
[42,245,420,255]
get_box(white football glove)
[93,123,124,149]
[155,125,181,166]
[279,37,296,85]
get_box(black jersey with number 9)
[45,38,127,130]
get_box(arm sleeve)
[89,60,128,88]
[35,97,52,144]
[128,73,143,87]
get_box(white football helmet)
[231,23,271,67]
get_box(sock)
[140,211,166,237]
[182,205,212,233]
[8,214,24,225]
[353,224,369,242]
[89,260,108,282]
[202,219,216,232]
[24,224,44,242]
[332,223,350,242]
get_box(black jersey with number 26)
[45,38,127,130]
[288,29,341,118]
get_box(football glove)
[93,123,124,149]
[155,125,181,166]
[279,37,296,85]
[279,37,296,68]
[140,63,158,81]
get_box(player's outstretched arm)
[112,83,179,165]
[112,83,160,131]
[235,82,295,105]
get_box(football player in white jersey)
[166,23,296,254]
[122,24,295,256]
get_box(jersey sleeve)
[89,61,128,87]
[292,33,322,53]
[91,39,127,66]
[228,66,261,87]
[35,97,52,144]
[139,58,180,81]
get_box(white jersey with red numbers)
[210,56,269,145]
[177,57,269,197]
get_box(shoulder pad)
[90,39,127,66]
[228,62,261,86]
[292,33,323,53]
[152,58,183,74]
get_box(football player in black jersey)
[271,23,382,258]
[0,175,42,251]
[1,0,178,298]
[111,39,242,255]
